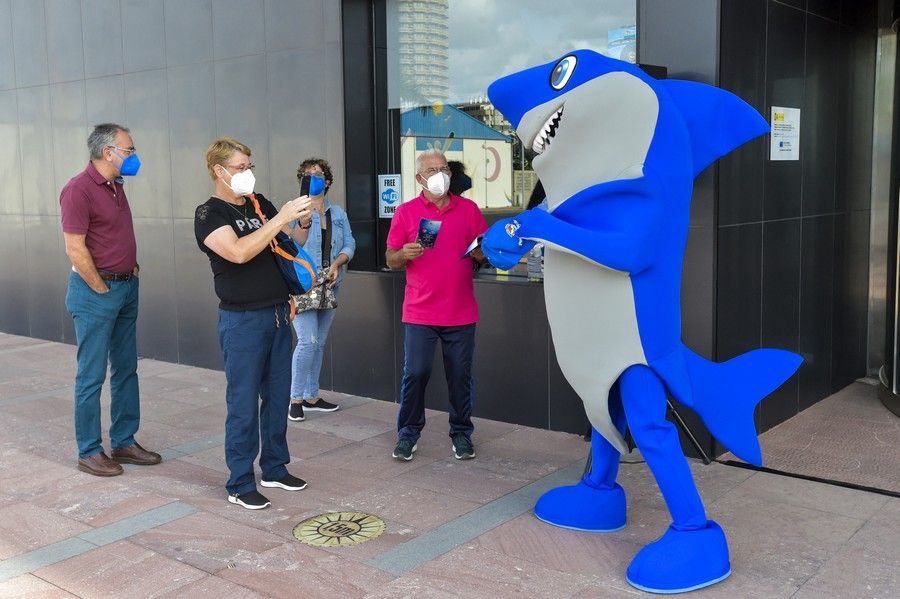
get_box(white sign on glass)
[378,174,402,218]
[770,107,800,161]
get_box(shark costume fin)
[653,346,802,467]
[660,80,769,177]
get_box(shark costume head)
[481,50,802,594]
[490,51,660,211]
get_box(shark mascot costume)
[481,50,802,594]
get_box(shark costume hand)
[487,50,802,594]
[482,214,537,270]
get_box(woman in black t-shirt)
[194,136,312,510]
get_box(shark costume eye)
[550,55,577,90]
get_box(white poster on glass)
[770,106,800,161]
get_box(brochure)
[463,235,485,261]
[417,219,442,248]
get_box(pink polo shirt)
[387,192,488,326]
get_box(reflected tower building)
[398,0,449,105]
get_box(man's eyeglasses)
[225,163,255,172]
[108,145,136,156]
[422,166,451,176]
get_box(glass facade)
[385,0,637,214]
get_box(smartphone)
[299,174,311,197]
[299,174,326,197]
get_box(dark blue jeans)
[65,270,140,459]
[218,304,292,495]
[397,323,476,443]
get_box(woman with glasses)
[194,137,312,510]
[287,158,356,421]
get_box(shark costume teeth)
[531,106,563,154]
[481,49,802,594]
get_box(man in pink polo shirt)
[386,149,488,461]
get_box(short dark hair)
[296,157,333,193]
[447,160,471,195]
[447,160,465,178]
[88,123,129,159]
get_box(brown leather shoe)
[77,451,124,477]
[111,442,162,465]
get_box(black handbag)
[294,210,338,312]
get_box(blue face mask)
[309,174,326,196]
[113,150,141,176]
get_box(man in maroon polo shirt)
[60,123,161,477]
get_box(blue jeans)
[397,323,476,443]
[218,304,292,495]
[290,306,337,400]
[65,271,140,459]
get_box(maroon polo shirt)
[60,161,137,274]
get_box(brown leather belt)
[98,271,134,282]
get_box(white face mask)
[422,171,450,196]
[224,168,256,195]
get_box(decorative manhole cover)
[293,511,385,547]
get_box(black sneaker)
[228,490,271,510]
[288,401,305,422]
[301,398,340,412]
[260,473,308,491]
[392,439,417,461]
[452,433,475,460]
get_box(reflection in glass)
[386,0,637,213]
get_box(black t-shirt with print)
[194,193,289,311]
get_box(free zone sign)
[378,174,401,218]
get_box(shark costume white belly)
[543,248,645,454]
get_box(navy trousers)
[397,323,476,443]
[218,304,292,495]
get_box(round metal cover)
[293,511,385,547]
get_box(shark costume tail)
[680,348,802,467]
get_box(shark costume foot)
[626,520,730,594]
[534,478,626,532]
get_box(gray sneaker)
[452,433,475,460]
[392,439,417,461]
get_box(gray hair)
[87,123,129,159]
[415,149,446,174]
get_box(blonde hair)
[206,137,251,181]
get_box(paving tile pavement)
[0,332,898,598]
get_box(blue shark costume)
[481,50,803,593]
